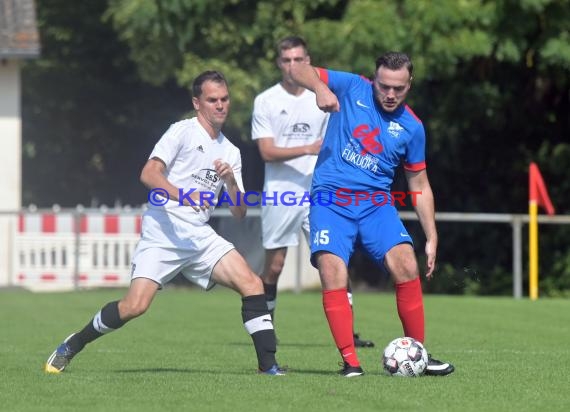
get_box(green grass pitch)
[1,287,569,411]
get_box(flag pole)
[528,162,555,301]
[528,199,539,300]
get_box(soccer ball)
[382,337,428,377]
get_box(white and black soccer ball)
[382,337,428,377]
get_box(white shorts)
[261,203,310,249]
[131,209,235,290]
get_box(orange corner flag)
[529,162,555,215]
[528,162,555,300]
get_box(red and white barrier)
[18,213,142,234]
[14,213,142,291]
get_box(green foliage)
[21,0,570,294]
[541,32,570,69]
[104,0,349,136]
[22,1,190,207]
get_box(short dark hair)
[375,52,413,77]
[192,71,228,98]
[277,36,309,56]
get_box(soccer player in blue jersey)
[290,52,455,377]
[252,36,374,348]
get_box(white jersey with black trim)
[251,83,328,198]
[147,117,245,224]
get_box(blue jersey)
[312,68,426,199]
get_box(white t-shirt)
[147,117,245,224]
[251,84,329,198]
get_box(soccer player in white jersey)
[251,36,374,348]
[45,71,285,376]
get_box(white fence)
[1,209,569,296]
[14,233,142,291]
[4,212,142,291]
[0,208,319,293]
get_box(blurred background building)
[0,0,39,286]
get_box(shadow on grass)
[114,367,335,376]
[284,368,338,376]
[228,341,330,348]
[115,368,197,374]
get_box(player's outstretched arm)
[290,64,340,113]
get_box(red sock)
[395,277,425,343]
[323,288,360,367]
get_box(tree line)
[22,0,570,295]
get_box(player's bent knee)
[393,270,419,284]
[267,261,285,278]
[237,271,264,295]
[245,270,263,287]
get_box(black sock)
[262,282,277,319]
[68,301,126,353]
[242,294,277,371]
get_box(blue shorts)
[309,202,413,268]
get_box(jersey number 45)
[313,230,330,245]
